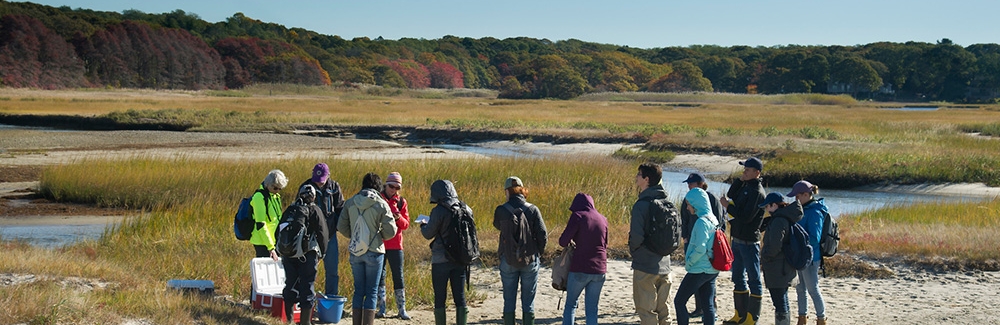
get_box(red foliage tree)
[0,15,86,88]
[381,59,430,89]
[72,21,225,89]
[427,61,464,88]
[215,37,330,88]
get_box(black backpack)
[440,202,480,266]
[233,188,269,241]
[784,222,814,270]
[818,211,840,257]
[500,202,537,268]
[639,197,682,256]
[275,204,313,259]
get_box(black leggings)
[379,249,405,290]
[432,261,467,308]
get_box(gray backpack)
[500,202,537,268]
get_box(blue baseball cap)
[758,192,785,208]
[739,157,764,171]
[682,173,706,184]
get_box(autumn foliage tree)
[427,61,464,88]
[381,59,430,88]
[214,37,330,88]
[0,15,86,88]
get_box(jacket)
[681,191,726,241]
[760,200,803,289]
[726,177,766,242]
[800,198,827,262]
[299,179,344,231]
[337,188,398,255]
[493,194,547,265]
[381,191,410,250]
[278,200,330,257]
[684,188,720,274]
[559,193,608,274]
[421,180,472,264]
[628,184,672,275]
[250,184,283,250]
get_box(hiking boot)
[395,289,411,320]
[816,317,827,325]
[723,290,749,324]
[797,315,807,325]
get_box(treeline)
[1,1,999,102]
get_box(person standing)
[673,188,720,325]
[376,172,412,320]
[788,181,828,325]
[759,192,803,325]
[721,157,767,325]
[630,162,676,325]
[338,173,398,325]
[493,176,547,325]
[250,169,287,297]
[559,192,608,325]
[279,184,331,325]
[679,173,726,319]
[420,180,474,325]
[300,163,345,298]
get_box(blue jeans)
[563,272,605,325]
[323,235,340,296]
[796,260,826,319]
[673,272,717,325]
[432,261,467,308]
[769,287,789,314]
[499,258,540,314]
[731,240,763,295]
[349,251,384,310]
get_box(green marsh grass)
[839,199,1000,269]
[18,155,647,323]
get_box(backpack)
[499,202,537,268]
[347,204,375,256]
[818,211,839,257]
[234,188,269,241]
[710,226,734,271]
[639,197,682,256]
[275,204,312,259]
[440,202,480,266]
[550,241,575,291]
[785,222,814,270]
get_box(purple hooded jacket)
[558,193,608,274]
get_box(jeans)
[379,249,405,290]
[323,235,340,296]
[563,272,605,325]
[673,272,717,325]
[731,240,763,295]
[796,260,826,319]
[349,251,384,310]
[633,269,672,325]
[282,251,319,306]
[769,287,789,314]
[499,258,540,314]
[432,261,467,309]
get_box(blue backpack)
[784,222,814,270]
[234,189,269,241]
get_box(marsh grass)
[18,155,647,323]
[838,199,1000,270]
[578,92,859,106]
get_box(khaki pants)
[634,269,673,325]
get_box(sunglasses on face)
[386,184,401,190]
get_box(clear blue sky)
[13,0,1000,49]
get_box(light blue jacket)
[799,198,828,262]
[684,188,720,274]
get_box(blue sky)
[13,0,1000,49]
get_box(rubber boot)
[739,294,762,325]
[352,308,362,325]
[522,311,535,325]
[395,289,411,320]
[775,312,789,325]
[284,303,295,324]
[299,301,313,325]
[796,315,807,325]
[816,317,827,325]
[456,307,469,325]
[434,308,447,325]
[723,290,749,324]
[362,309,376,325]
[375,285,387,318]
[502,312,516,325]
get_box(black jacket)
[300,179,345,231]
[726,177,766,242]
[760,200,803,289]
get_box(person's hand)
[720,196,729,208]
[270,249,279,261]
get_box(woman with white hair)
[251,169,288,261]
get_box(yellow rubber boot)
[738,294,762,325]
[723,290,749,324]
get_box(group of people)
[245,157,829,325]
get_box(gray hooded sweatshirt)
[421,179,472,264]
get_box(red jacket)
[381,192,410,250]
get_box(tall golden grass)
[12,155,645,323]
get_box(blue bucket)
[317,294,347,323]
